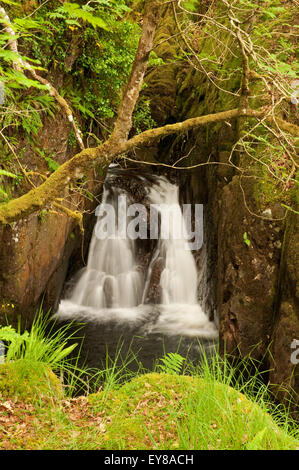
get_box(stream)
[54,166,218,372]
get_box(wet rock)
[144,257,164,304]
[0,210,74,324]
[269,213,299,417]
[217,176,284,360]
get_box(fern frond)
[157,353,185,375]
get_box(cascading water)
[68,186,144,310]
[148,177,199,305]
[142,177,217,337]
[57,168,217,339]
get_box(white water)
[57,172,217,339]
[143,177,217,337]
[67,186,144,309]
[148,177,198,305]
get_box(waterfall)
[147,177,198,305]
[57,169,217,339]
[69,185,144,309]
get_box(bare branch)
[0,0,298,226]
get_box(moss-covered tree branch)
[0,0,298,226]
[0,105,298,225]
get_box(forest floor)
[0,363,298,450]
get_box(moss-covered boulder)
[88,373,298,450]
[0,360,63,403]
[0,371,297,450]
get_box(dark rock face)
[215,176,298,412]
[217,177,284,359]
[0,212,74,325]
[0,104,102,325]
[269,214,299,416]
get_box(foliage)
[0,0,139,196]
[1,313,99,400]
[157,352,185,375]
[0,167,21,202]
[0,0,297,214]
[0,316,77,366]
[0,325,298,450]
[25,0,139,126]
[47,2,110,31]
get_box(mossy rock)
[88,373,298,450]
[0,360,63,403]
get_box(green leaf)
[243,232,251,247]
[4,70,48,90]
[0,169,17,179]
[0,49,22,63]
[0,325,20,342]
[58,2,110,31]
[74,102,95,119]
[14,18,48,31]
[157,353,185,375]
[45,157,60,172]
[0,186,8,199]
[0,326,30,362]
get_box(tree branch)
[0,1,298,226]
[110,0,161,144]
[1,105,298,225]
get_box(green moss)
[252,164,297,212]
[0,360,63,403]
[87,373,298,450]
[141,4,179,125]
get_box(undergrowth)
[0,313,298,450]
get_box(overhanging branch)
[1,106,298,225]
[0,0,298,226]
